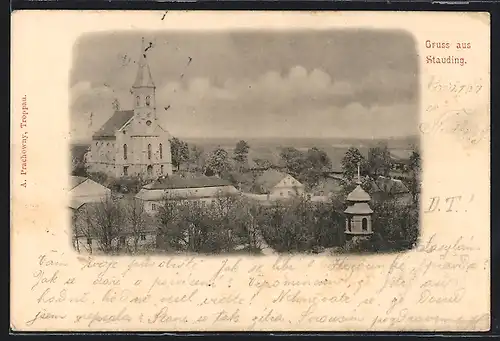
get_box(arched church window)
[147,165,153,177]
[123,144,127,160]
[348,217,352,231]
[136,96,140,107]
[159,143,163,159]
[146,96,151,106]
[148,144,152,160]
[362,218,368,231]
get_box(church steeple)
[133,37,155,89]
[131,37,157,132]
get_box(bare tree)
[156,195,181,249]
[236,199,263,252]
[70,208,81,252]
[125,199,147,253]
[74,204,98,254]
[211,192,240,251]
[84,197,125,254]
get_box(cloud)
[69,81,132,141]
[70,66,417,140]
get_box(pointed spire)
[132,37,155,89]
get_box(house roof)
[346,185,371,202]
[312,177,345,195]
[143,175,232,190]
[69,198,85,210]
[92,110,134,139]
[344,202,373,214]
[375,176,409,194]
[135,187,238,201]
[71,176,87,190]
[255,170,288,191]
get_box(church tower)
[344,164,374,240]
[88,37,173,180]
[131,37,157,135]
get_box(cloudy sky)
[70,30,419,141]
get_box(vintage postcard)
[11,11,490,331]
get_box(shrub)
[257,196,345,253]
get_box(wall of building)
[140,185,239,214]
[115,125,173,179]
[87,139,118,175]
[87,126,173,180]
[345,214,372,234]
[269,175,305,198]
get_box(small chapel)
[87,39,173,180]
[344,164,374,240]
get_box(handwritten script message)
[21,233,489,332]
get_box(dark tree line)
[73,191,420,255]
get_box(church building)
[87,39,173,180]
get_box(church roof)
[144,175,232,190]
[346,184,371,202]
[344,202,373,214]
[92,110,134,139]
[132,41,155,88]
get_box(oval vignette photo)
[68,30,421,256]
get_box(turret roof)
[344,202,373,214]
[346,184,371,202]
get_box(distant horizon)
[71,133,419,145]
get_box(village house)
[71,201,157,254]
[69,176,111,252]
[373,175,412,203]
[135,175,240,215]
[312,174,346,196]
[86,39,173,180]
[69,176,112,204]
[252,169,305,199]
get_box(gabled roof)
[92,110,134,140]
[313,177,344,195]
[346,185,371,202]
[144,175,232,190]
[255,170,288,192]
[71,176,87,190]
[375,176,409,194]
